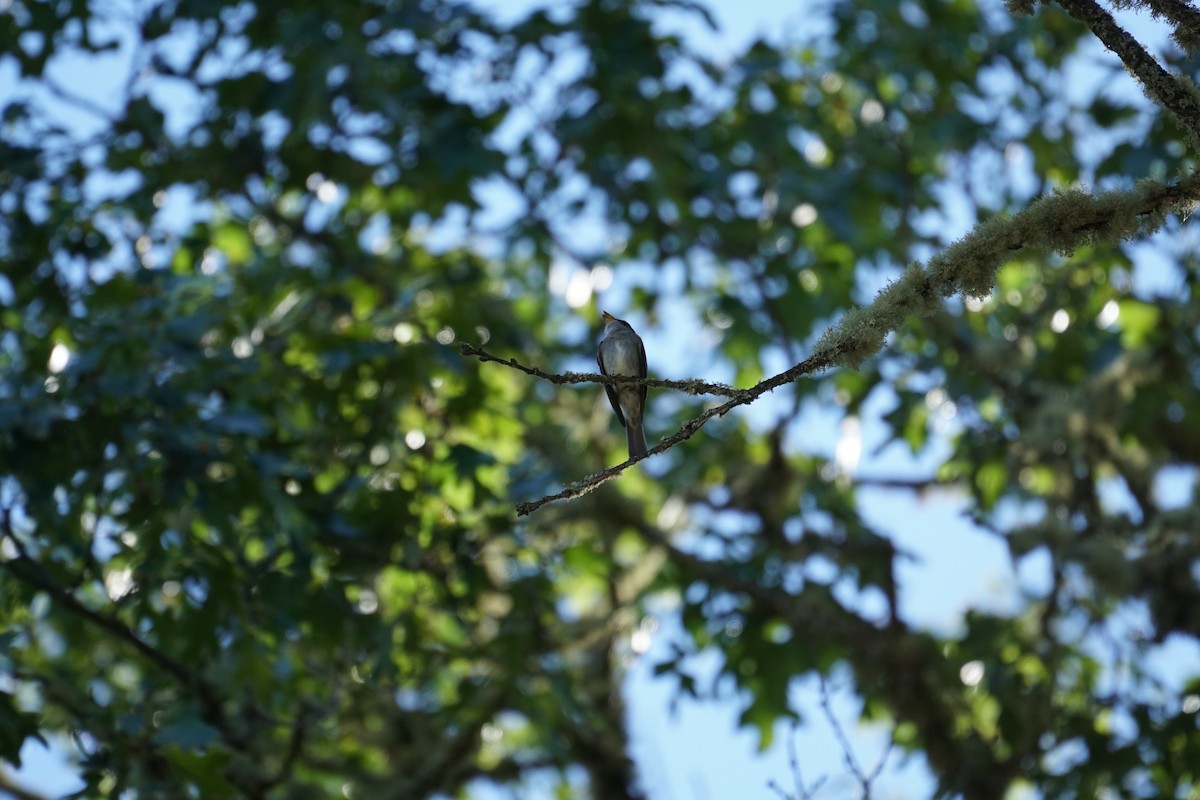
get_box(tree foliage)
[1,0,1199,798]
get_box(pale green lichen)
[1004,0,1038,17]
[810,175,1200,374]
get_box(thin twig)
[459,343,745,398]
[767,722,828,800]
[863,736,894,795]
[0,513,241,751]
[817,677,892,800]
[636,517,1018,797]
[254,702,314,794]
[514,343,846,515]
[0,770,51,800]
[41,77,120,123]
[817,677,865,792]
[508,173,1200,515]
[852,475,954,492]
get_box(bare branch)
[459,343,745,398]
[852,474,955,492]
[0,770,51,800]
[818,677,866,794]
[767,723,828,800]
[515,343,847,515]
[818,677,892,800]
[41,76,120,123]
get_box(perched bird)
[597,311,649,459]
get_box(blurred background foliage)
[1,0,1199,797]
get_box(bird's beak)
[601,311,616,323]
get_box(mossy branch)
[1135,0,1200,51]
[1055,0,1200,145]
[813,176,1200,370]
[491,174,1200,516]
[458,343,745,398]
[511,342,847,516]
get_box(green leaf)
[0,691,46,766]
[975,461,1008,510]
[1117,299,1160,348]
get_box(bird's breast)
[600,336,641,376]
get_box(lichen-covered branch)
[514,342,847,515]
[1055,0,1200,144]
[459,343,745,398]
[510,176,1200,515]
[816,175,1200,370]
[1132,0,1200,50]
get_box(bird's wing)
[598,346,627,428]
[636,333,648,409]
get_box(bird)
[597,311,649,459]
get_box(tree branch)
[41,76,120,123]
[510,175,1200,515]
[633,521,1019,799]
[514,343,848,515]
[767,723,827,800]
[4,558,209,701]
[252,702,315,796]
[1056,0,1200,142]
[0,770,51,800]
[459,343,745,398]
[381,684,509,800]
[853,474,955,492]
[1137,0,1200,50]
[0,516,243,754]
[818,677,892,800]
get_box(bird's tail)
[626,422,648,459]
